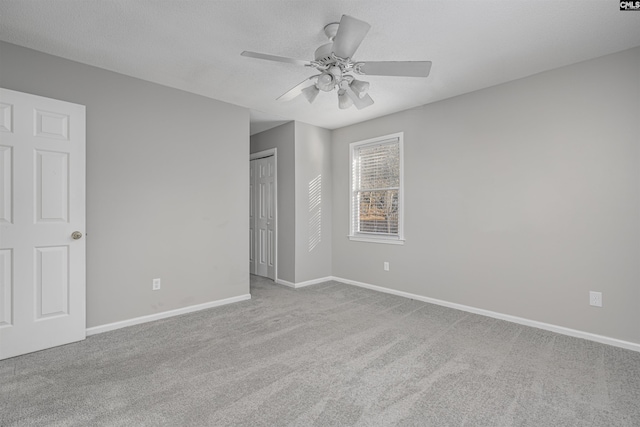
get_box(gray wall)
[294,122,332,282]
[332,47,640,344]
[250,122,295,283]
[0,42,250,328]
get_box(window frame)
[348,132,405,245]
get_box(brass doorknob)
[71,231,83,240]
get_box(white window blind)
[350,133,404,244]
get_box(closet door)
[251,155,275,280]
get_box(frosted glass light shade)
[338,90,353,109]
[302,85,320,103]
[350,79,370,98]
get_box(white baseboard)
[275,276,333,289]
[295,276,334,288]
[331,276,640,353]
[275,278,296,288]
[86,294,251,336]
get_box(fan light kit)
[241,15,432,110]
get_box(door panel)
[36,150,69,222]
[34,109,69,140]
[257,177,267,276]
[268,229,274,267]
[0,146,11,224]
[0,249,12,326]
[267,178,275,271]
[0,88,86,360]
[36,246,69,318]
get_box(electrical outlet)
[589,291,602,307]
[152,278,161,291]
[383,262,389,271]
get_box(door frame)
[250,148,277,281]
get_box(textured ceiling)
[1,1,639,134]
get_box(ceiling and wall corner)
[1,1,639,133]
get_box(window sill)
[348,235,405,245]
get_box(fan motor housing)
[314,43,334,64]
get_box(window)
[349,132,404,244]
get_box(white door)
[249,160,256,275]
[250,155,275,280]
[256,156,275,279]
[0,88,86,360]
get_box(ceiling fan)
[241,15,432,110]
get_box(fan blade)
[241,51,311,67]
[277,76,319,101]
[346,87,374,110]
[356,61,432,77]
[332,15,371,59]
